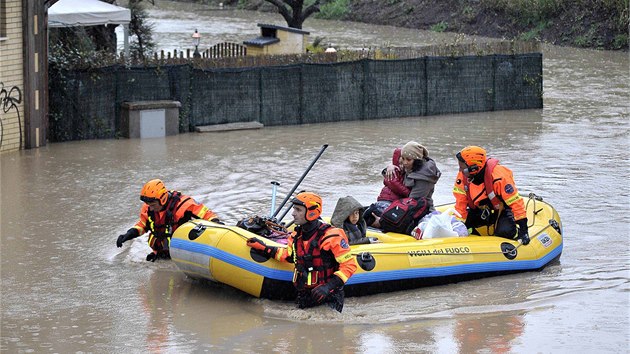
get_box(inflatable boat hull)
[171,197,563,299]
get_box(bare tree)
[264,0,320,29]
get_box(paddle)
[271,144,328,221]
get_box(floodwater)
[2,1,629,353]
[140,0,497,52]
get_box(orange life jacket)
[291,223,338,290]
[454,159,527,221]
[463,158,502,210]
[147,191,189,239]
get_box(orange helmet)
[140,179,168,205]
[456,146,487,175]
[291,192,322,221]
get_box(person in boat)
[116,179,221,261]
[370,141,442,228]
[363,147,410,227]
[453,146,530,245]
[399,141,441,209]
[331,195,370,245]
[246,192,357,312]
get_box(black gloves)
[211,218,225,225]
[516,218,530,245]
[182,211,195,223]
[146,252,170,262]
[116,228,140,248]
[311,275,344,303]
[146,253,158,262]
[246,238,277,258]
[116,235,126,248]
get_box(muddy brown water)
[2,1,629,353]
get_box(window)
[261,27,278,39]
[0,0,7,39]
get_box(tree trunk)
[264,0,320,30]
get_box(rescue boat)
[170,194,563,299]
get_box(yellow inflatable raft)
[170,194,562,299]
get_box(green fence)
[48,53,542,142]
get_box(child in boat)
[331,195,370,245]
[363,147,410,227]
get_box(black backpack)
[380,197,429,235]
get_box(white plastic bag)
[423,211,458,239]
[412,211,438,239]
[451,218,468,237]
[412,208,468,239]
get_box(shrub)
[316,0,350,20]
[431,21,448,32]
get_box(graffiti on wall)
[0,82,23,149]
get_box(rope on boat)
[353,223,553,258]
[185,221,552,256]
[352,246,520,257]
[526,192,544,228]
[186,219,252,240]
[187,218,532,257]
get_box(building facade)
[0,0,48,153]
[1,0,24,152]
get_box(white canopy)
[48,0,131,56]
[48,0,131,28]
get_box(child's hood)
[331,196,365,227]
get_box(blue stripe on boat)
[172,238,293,281]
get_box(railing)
[148,42,247,61]
[205,42,247,58]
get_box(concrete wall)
[0,0,24,153]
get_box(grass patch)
[519,21,549,41]
[573,35,591,48]
[316,0,350,20]
[431,21,448,32]
[461,5,477,23]
[573,23,601,48]
[612,34,629,50]
[482,0,562,21]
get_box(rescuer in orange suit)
[246,191,358,312]
[116,179,221,261]
[452,146,530,245]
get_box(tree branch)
[264,0,292,24]
[302,1,321,20]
